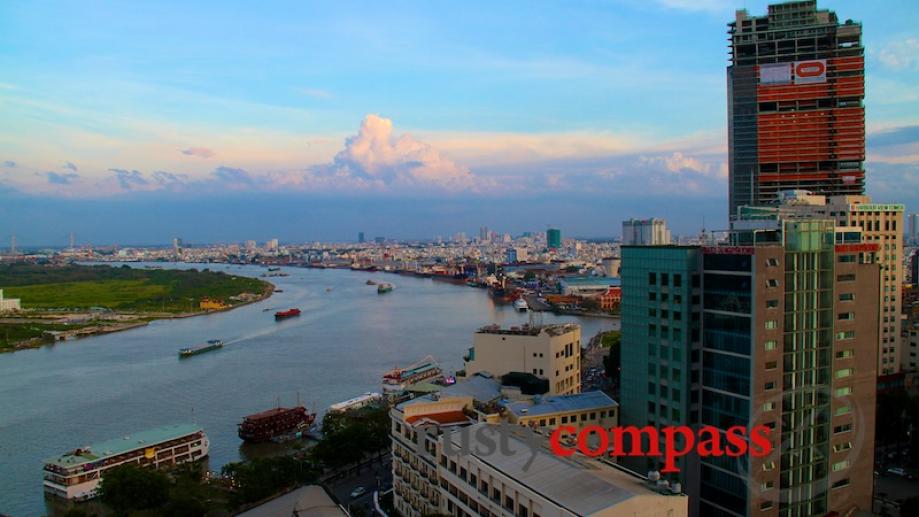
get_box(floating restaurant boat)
[274,308,301,320]
[377,283,394,294]
[178,339,223,358]
[238,405,316,443]
[43,424,209,501]
[382,357,443,394]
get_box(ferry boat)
[514,297,529,311]
[43,424,208,501]
[328,392,383,413]
[275,308,301,320]
[178,339,223,358]
[238,405,316,443]
[377,283,394,294]
[382,357,443,394]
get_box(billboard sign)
[794,59,826,84]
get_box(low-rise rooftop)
[44,423,202,469]
[505,391,618,419]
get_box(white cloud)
[876,38,919,71]
[308,114,481,191]
[181,147,216,159]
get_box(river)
[0,263,618,516]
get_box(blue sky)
[1,0,918,245]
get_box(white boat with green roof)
[43,423,209,501]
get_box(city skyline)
[2,0,918,245]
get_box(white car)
[350,486,367,498]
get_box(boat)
[377,283,394,294]
[275,308,301,320]
[178,339,223,358]
[43,424,208,501]
[366,280,377,285]
[514,297,529,311]
[329,392,383,413]
[238,405,316,443]
[267,266,281,271]
[382,357,443,394]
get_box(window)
[763,401,776,411]
[766,279,779,288]
[649,292,657,301]
[649,272,657,285]
[837,274,856,282]
[835,386,852,397]
[833,442,852,453]
[834,423,852,434]
[838,254,856,263]
[762,461,776,471]
[834,405,851,416]
[832,478,851,489]
[835,349,854,359]
[661,273,669,286]
[839,293,855,301]
[674,274,682,287]
[838,312,854,321]
[761,481,774,491]
[760,502,774,510]
[765,340,777,351]
[765,320,777,329]
[765,381,776,390]
[832,460,850,472]
[766,299,779,308]
[836,331,855,340]
[835,368,854,379]
[765,361,777,370]
[766,258,779,267]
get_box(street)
[325,455,393,515]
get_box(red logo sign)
[794,59,827,84]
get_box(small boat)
[377,283,394,294]
[274,289,284,293]
[179,339,223,358]
[514,297,529,311]
[366,280,377,285]
[267,266,281,271]
[274,308,301,320]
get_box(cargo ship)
[382,357,443,394]
[238,405,316,443]
[178,339,223,358]
[43,424,209,501]
[274,308,301,320]
[377,283,394,294]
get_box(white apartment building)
[622,219,672,246]
[460,324,581,395]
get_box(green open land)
[0,263,270,312]
[0,263,271,351]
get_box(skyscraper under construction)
[727,1,865,218]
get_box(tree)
[601,331,621,383]
[99,465,170,516]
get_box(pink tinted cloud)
[181,147,215,159]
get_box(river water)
[0,263,617,516]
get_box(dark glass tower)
[728,1,865,218]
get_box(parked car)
[350,486,367,498]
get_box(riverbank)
[0,264,274,353]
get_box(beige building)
[778,192,904,374]
[460,324,581,395]
[0,289,21,312]
[390,376,684,517]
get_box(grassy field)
[0,264,270,313]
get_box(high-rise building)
[266,238,279,251]
[619,245,702,505]
[546,228,562,250]
[458,324,581,395]
[769,192,904,375]
[909,213,918,245]
[727,1,865,217]
[358,231,365,244]
[479,226,489,243]
[622,218,671,246]
[505,247,528,264]
[620,210,880,516]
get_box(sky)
[1,0,918,246]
